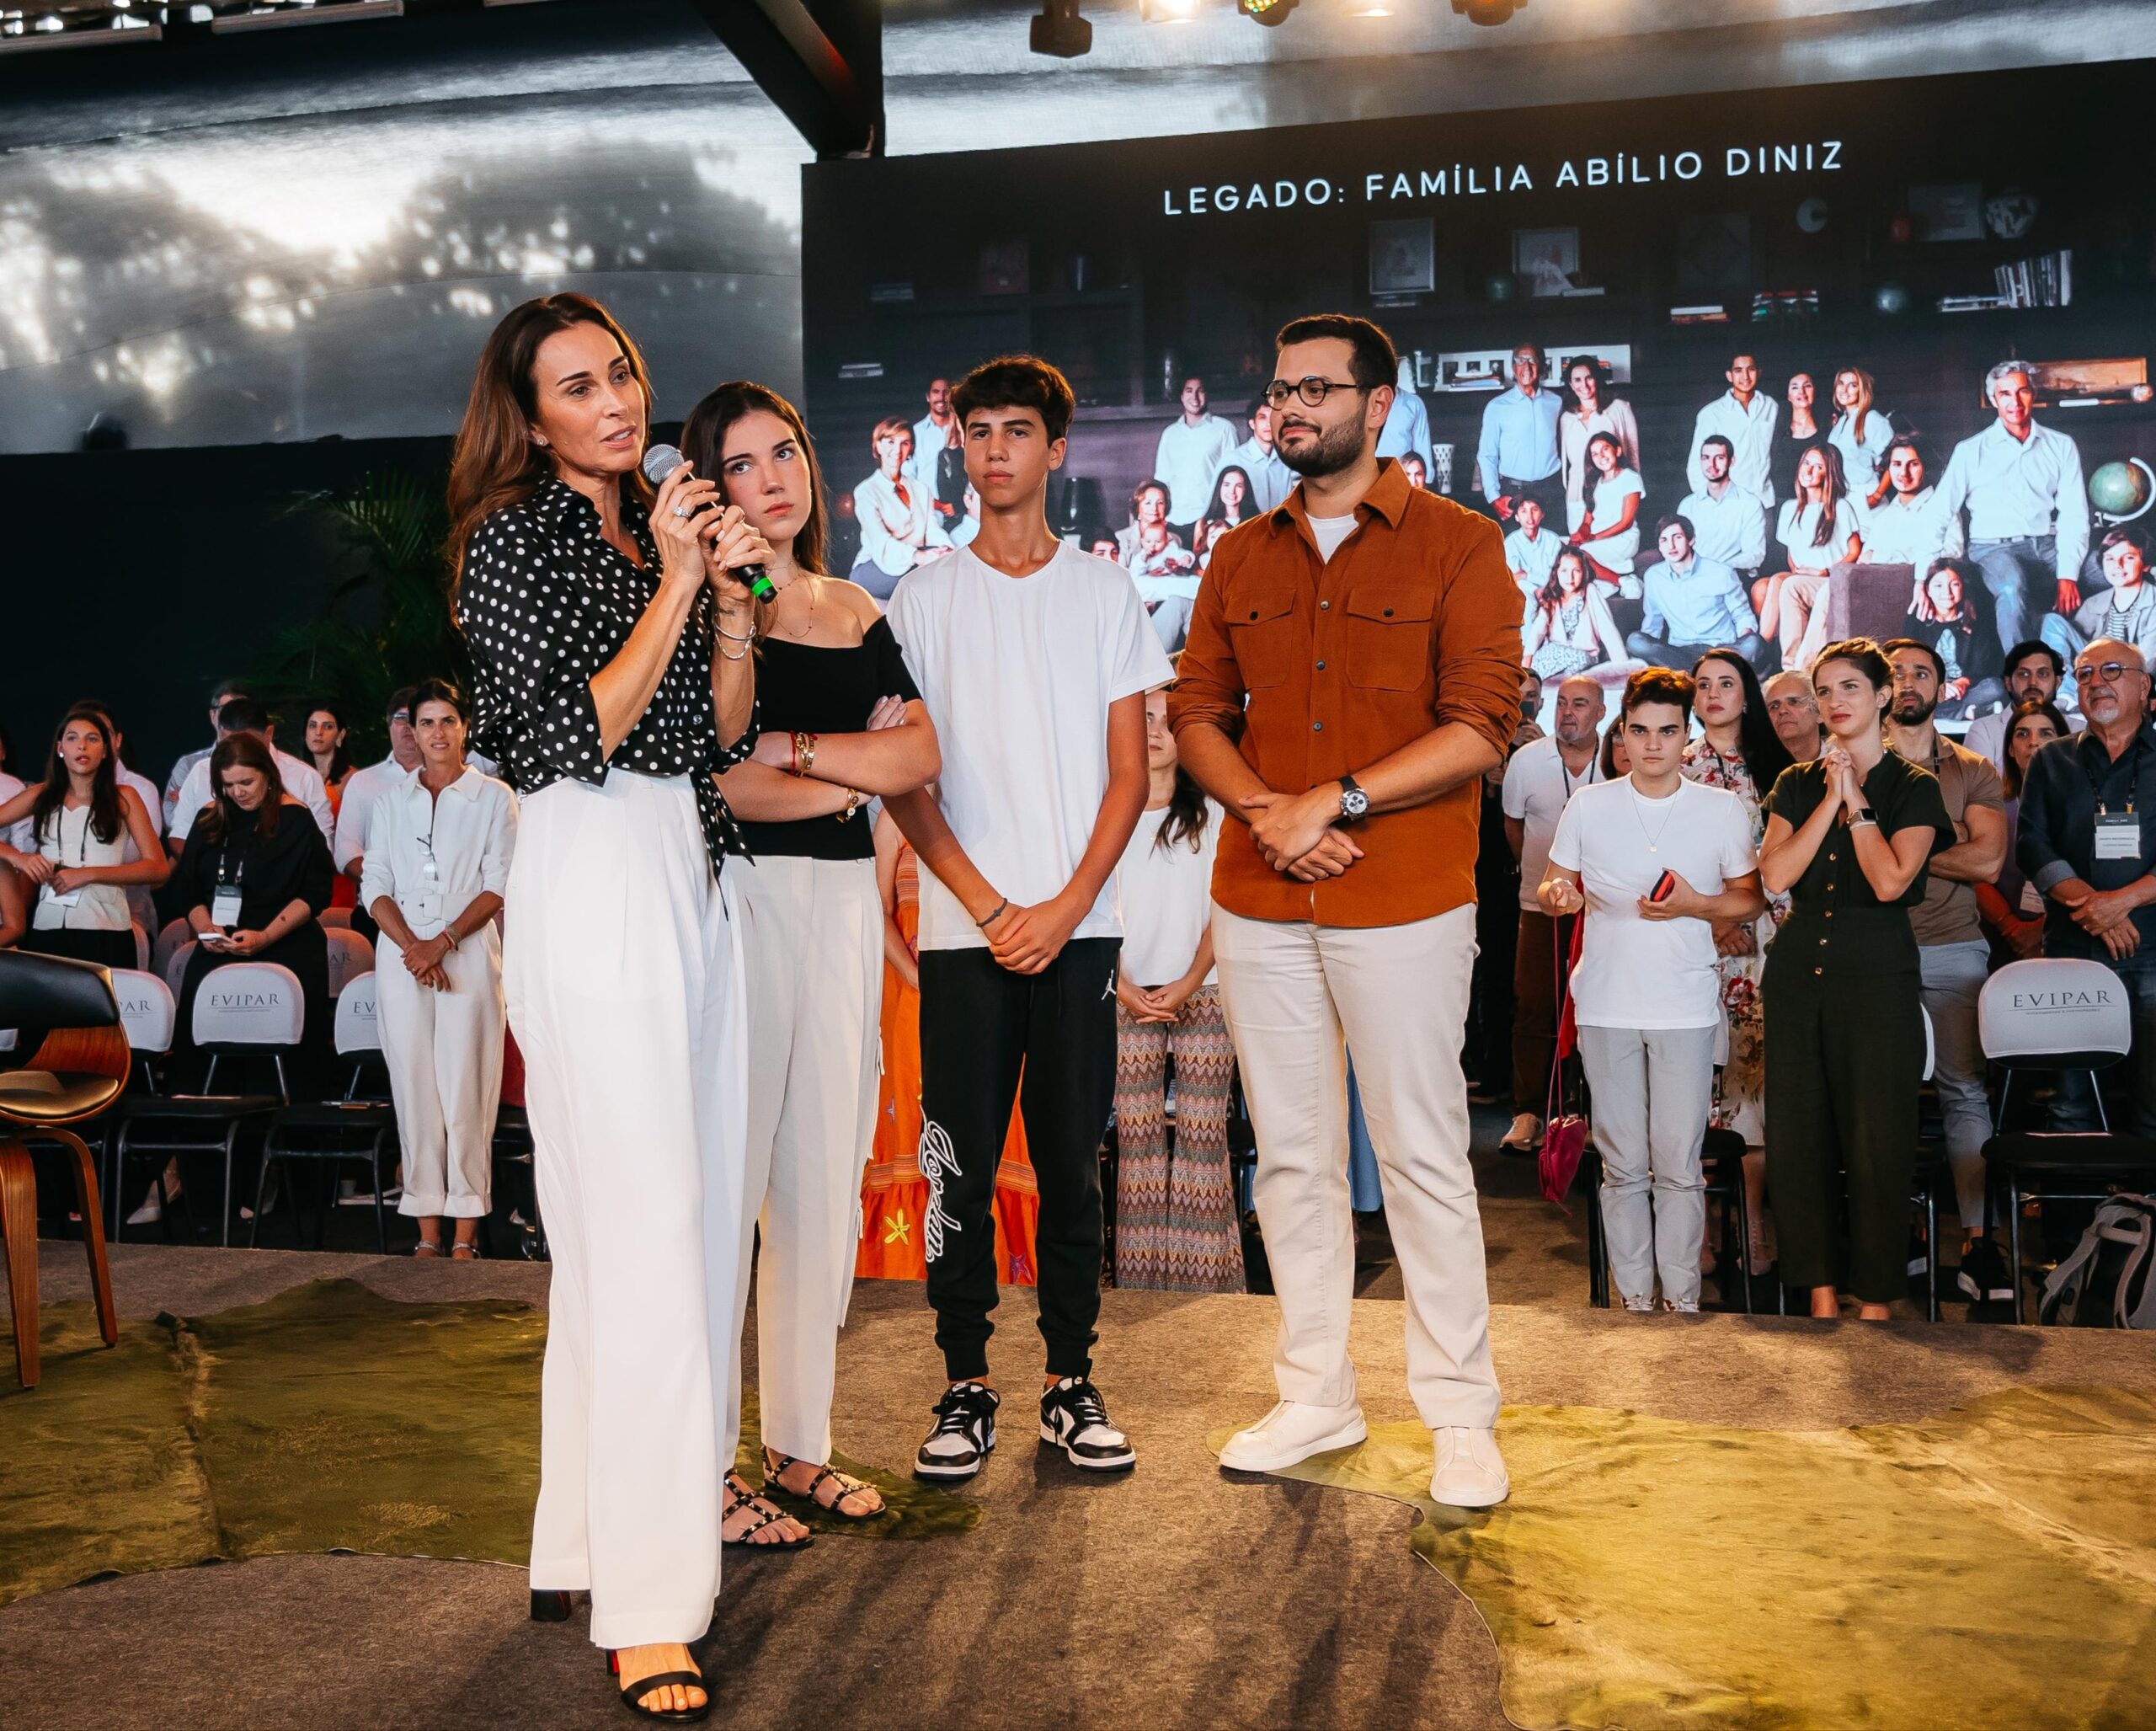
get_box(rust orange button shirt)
[1167,459,1524,929]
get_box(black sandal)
[722,1470,814,1550]
[608,1652,711,1723]
[763,1451,885,1520]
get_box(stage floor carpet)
[7,1242,2156,1731]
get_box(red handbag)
[1538,911,1590,1210]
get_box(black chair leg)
[1733,1167,1755,1317]
[249,1144,275,1249]
[110,1123,130,1243]
[371,1136,389,1255]
[1924,1187,1940,1324]
[2009,1180,2026,1324]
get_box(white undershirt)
[1307,512,1358,562]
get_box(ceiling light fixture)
[1239,0,1298,25]
[1454,0,1527,23]
[1029,0,1090,56]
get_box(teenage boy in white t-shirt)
[1539,668,1764,1312]
[885,355,1172,1482]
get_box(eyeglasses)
[1262,377,1369,409]
[2074,660,2147,686]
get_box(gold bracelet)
[795,730,817,777]
[837,788,863,822]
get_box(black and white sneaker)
[1956,1238,2017,1306]
[1039,1376,1136,1472]
[915,1381,999,1482]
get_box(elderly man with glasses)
[2017,639,2156,1134]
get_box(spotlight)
[1454,0,1527,22]
[1029,0,1091,56]
[1239,0,1299,23]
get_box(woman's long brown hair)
[680,380,832,645]
[446,292,656,615]
[197,733,287,845]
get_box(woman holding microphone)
[452,292,770,1723]
[360,678,517,1262]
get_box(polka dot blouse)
[460,477,756,869]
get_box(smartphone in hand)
[1649,869,1678,904]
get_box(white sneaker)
[1620,1294,1657,1314]
[1499,1112,1542,1151]
[1218,1399,1368,1472]
[1429,1426,1509,1508]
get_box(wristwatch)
[1337,774,1370,824]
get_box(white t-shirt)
[1546,775,1757,1029]
[0,772,30,853]
[334,755,407,874]
[886,542,1173,952]
[1501,736,1603,912]
[1115,799,1222,988]
[169,746,334,849]
[1307,513,1359,562]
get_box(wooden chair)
[0,950,127,1389]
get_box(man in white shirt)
[1763,670,1827,762]
[163,676,251,827]
[1500,676,1605,1153]
[1936,361,2091,656]
[166,697,334,853]
[1862,440,1963,583]
[1678,435,1769,583]
[1475,343,1563,526]
[334,686,423,937]
[1685,354,1777,510]
[885,353,1170,1484]
[909,377,957,497]
[1540,668,1764,1312]
[1216,396,1295,516]
[1155,376,1238,540]
[1961,641,2087,768]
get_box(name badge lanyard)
[211,842,247,930]
[44,809,88,915]
[2087,743,2143,863]
[412,815,445,927]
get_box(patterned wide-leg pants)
[1113,985,1244,1293]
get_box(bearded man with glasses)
[1171,313,1523,1509]
[2018,638,2156,1134]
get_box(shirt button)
[1316,660,1326,670]
[1319,600,1331,611]
[1313,721,1324,733]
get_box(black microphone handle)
[737,564,776,602]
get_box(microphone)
[641,442,776,601]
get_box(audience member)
[1500,675,1606,1152]
[2017,639,2156,1135]
[1525,546,1637,687]
[1763,669,1826,761]
[1828,367,1893,505]
[1759,444,1859,674]
[1759,638,1954,1321]
[0,859,24,951]
[1881,638,2011,1301]
[1937,361,2089,658]
[1599,722,1630,780]
[1975,700,2068,966]
[1557,356,1641,533]
[1627,514,1768,672]
[163,675,249,826]
[1681,649,1794,1277]
[1476,342,1564,526]
[1156,376,1238,541]
[0,703,168,970]
[1466,669,1539,1106]
[359,679,516,1262]
[168,697,334,853]
[1542,668,1764,1312]
[1686,352,1776,509]
[1962,641,2085,767]
[302,700,355,811]
[1217,394,1294,516]
[1112,685,1241,1293]
[1678,435,1769,586]
[1899,558,2006,719]
[82,700,164,935]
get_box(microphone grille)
[641,442,686,487]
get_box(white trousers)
[1576,1023,1715,1307]
[723,852,883,1469]
[1213,902,1501,1430]
[505,772,747,1651]
[379,927,505,1220]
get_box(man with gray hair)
[1763,669,1825,761]
[1935,361,2089,655]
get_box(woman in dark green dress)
[1758,639,1955,1321]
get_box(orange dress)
[856,845,1039,1284]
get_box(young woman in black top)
[687,381,941,1533]
[1758,638,1955,1321]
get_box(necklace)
[1629,778,1682,853]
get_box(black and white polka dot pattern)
[460,477,755,870]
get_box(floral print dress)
[1680,739,1790,1146]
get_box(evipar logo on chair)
[192,963,306,1050]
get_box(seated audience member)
[0,859,24,950]
[1962,640,2084,767]
[2042,527,2156,681]
[2017,639,2156,1137]
[1863,438,1961,579]
[1195,465,1257,569]
[1627,514,1769,672]
[79,700,164,935]
[1881,638,2011,1302]
[1975,699,2069,966]
[303,700,355,812]
[1899,558,2006,719]
[1758,444,1860,675]
[1503,495,1563,607]
[1678,435,1769,587]
[851,415,952,599]
[0,703,168,970]
[1759,638,1955,1322]
[1540,669,1764,1312]
[163,676,250,828]
[360,679,517,1261]
[1111,685,1241,1294]
[1763,668,1827,761]
[1524,547,1641,688]
[168,697,334,854]
[1599,720,1630,780]
[1572,432,1645,608]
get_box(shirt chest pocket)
[1226,589,1299,690]
[1344,588,1434,692]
